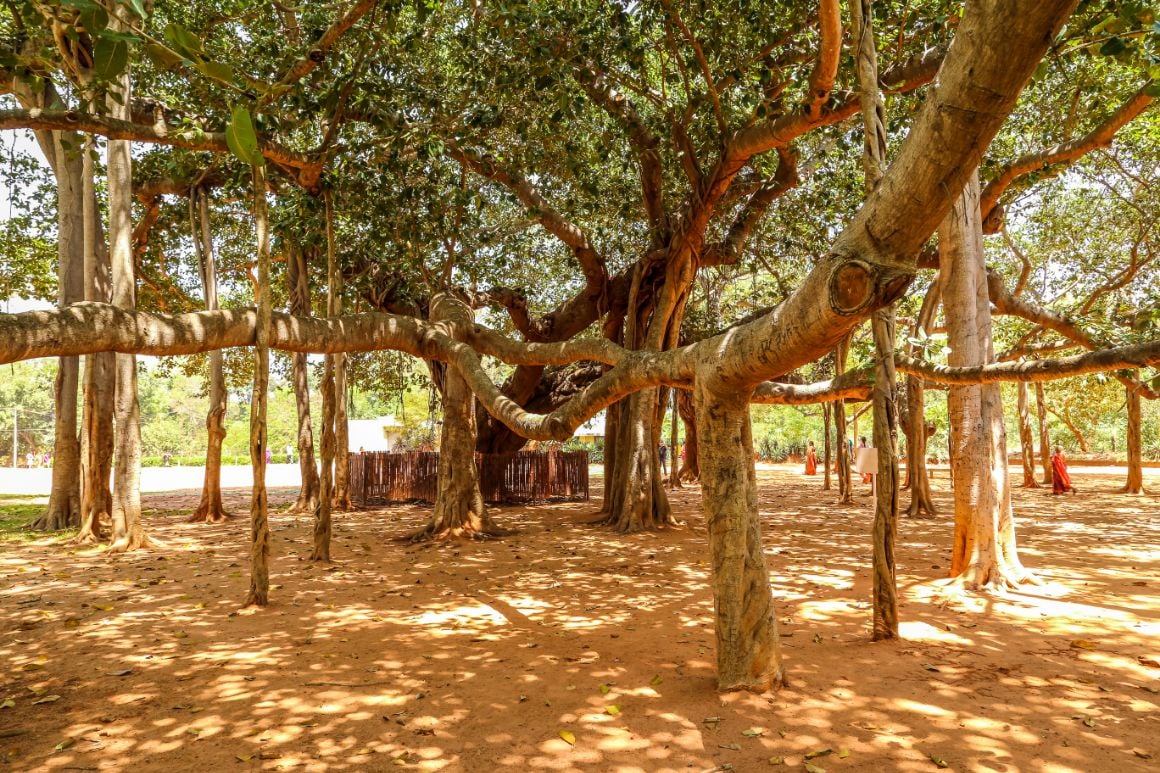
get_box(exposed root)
[396,521,516,543]
[106,531,161,555]
[944,563,1040,594]
[186,505,235,524]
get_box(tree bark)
[1049,403,1090,452]
[1016,381,1040,488]
[871,311,899,639]
[834,338,853,503]
[286,242,319,514]
[1036,382,1052,486]
[600,388,675,531]
[36,133,85,530]
[941,172,1031,590]
[244,162,272,606]
[904,374,938,517]
[822,401,832,490]
[695,376,782,692]
[77,136,113,546]
[189,188,231,523]
[106,24,148,553]
[1122,377,1144,494]
[668,386,681,489]
[403,294,511,541]
[676,389,700,482]
[330,195,351,511]
[312,353,335,560]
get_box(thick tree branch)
[261,0,378,104]
[979,81,1156,230]
[702,148,799,266]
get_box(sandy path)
[1,468,1157,772]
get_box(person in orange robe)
[805,441,818,475]
[1051,446,1077,495]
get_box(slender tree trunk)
[1017,381,1040,489]
[312,353,335,560]
[941,172,1030,590]
[676,388,699,482]
[244,163,272,606]
[822,402,832,490]
[106,29,148,553]
[871,311,899,639]
[601,401,619,511]
[36,133,84,530]
[330,196,351,511]
[286,243,319,514]
[834,338,853,503]
[77,136,113,545]
[695,377,782,692]
[1036,382,1052,486]
[669,387,681,489]
[905,375,938,516]
[189,188,231,523]
[1050,404,1090,452]
[1121,378,1144,494]
[403,294,511,541]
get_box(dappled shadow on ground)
[0,469,1157,772]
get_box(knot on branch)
[828,259,913,316]
[308,49,325,63]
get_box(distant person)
[163,452,171,467]
[658,442,668,475]
[25,452,33,468]
[1051,446,1077,495]
[858,436,872,483]
[805,440,817,475]
[265,448,272,464]
[43,452,51,468]
[286,444,294,464]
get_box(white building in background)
[347,415,405,452]
[574,412,605,444]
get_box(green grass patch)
[0,502,46,541]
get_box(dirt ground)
[1,467,1157,773]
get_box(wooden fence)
[349,449,589,506]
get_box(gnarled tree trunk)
[941,172,1030,590]
[676,388,700,482]
[106,32,149,553]
[695,376,782,692]
[403,293,511,541]
[904,375,938,517]
[77,136,113,545]
[1016,381,1039,488]
[190,188,231,523]
[36,132,84,531]
[286,242,319,514]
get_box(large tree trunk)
[676,388,700,482]
[600,388,674,531]
[403,294,511,541]
[1121,378,1145,494]
[1035,382,1052,486]
[190,188,231,523]
[106,30,148,553]
[286,242,319,514]
[244,163,272,606]
[904,375,938,517]
[77,136,113,545]
[1016,381,1040,488]
[35,133,85,530]
[694,377,782,692]
[941,172,1030,590]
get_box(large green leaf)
[93,36,129,80]
[226,106,264,168]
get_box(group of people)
[802,436,1079,496]
[23,451,51,468]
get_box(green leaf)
[198,60,235,84]
[93,37,129,80]
[1098,37,1128,57]
[127,0,148,19]
[164,22,203,60]
[1144,82,1160,98]
[144,43,185,71]
[226,106,263,168]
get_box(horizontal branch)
[896,341,1160,384]
[979,80,1156,227]
[0,109,323,190]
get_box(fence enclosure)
[349,449,589,507]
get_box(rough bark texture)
[1122,378,1145,494]
[244,163,272,607]
[822,402,832,490]
[330,193,351,511]
[676,389,699,482]
[833,338,852,503]
[1036,382,1052,486]
[941,173,1030,590]
[106,37,148,554]
[668,387,681,489]
[77,136,113,546]
[600,388,674,531]
[695,377,782,692]
[286,242,319,514]
[190,189,231,523]
[312,354,335,561]
[403,294,512,541]
[1016,381,1040,489]
[37,133,84,531]
[904,375,938,517]
[871,311,899,639]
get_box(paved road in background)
[0,464,305,497]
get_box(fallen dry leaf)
[1070,639,1098,650]
[558,730,575,746]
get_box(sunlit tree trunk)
[822,402,832,490]
[286,242,319,514]
[106,16,148,553]
[189,188,231,523]
[1121,378,1144,494]
[1016,381,1039,489]
[941,172,1030,590]
[244,163,272,605]
[1036,382,1052,486]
